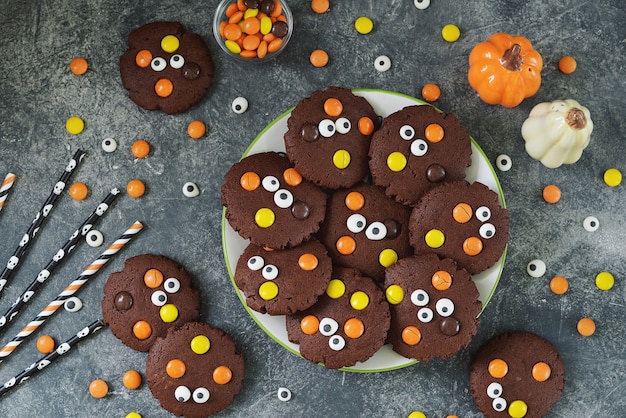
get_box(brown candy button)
[291,201,310,220]
[300,123,319,142]
[383,219,401,239]
[259,0,274,14]
[182,62,201,80]
[440,317,460,336]
[114,291,134,311]
[426,163,446,183]
[272,21,289,38]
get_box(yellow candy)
[244,8,259,18]
[260,16,273,35]
[333,149,351,169]
[385,284,404,304]
[604,168,622,187]
[326,279,346,299]
[441,24,461,42]
[508,400,528,418]
[387,151,407,172]
[161,35,180,53]
[425,229,445,248]
[225,39,242,54]
[350,291,369,310]
[378,248,398,268]
[126,413,142,418]
[595,271,615,290]
[66,116,85,135]
[408,412,427,418]
[259,281,279,300]
[255,208,275,228]
[354,16,374,34]
[159,304,179,323]
[190,335,210,354]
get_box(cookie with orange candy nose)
[409,180,509,275]
[284,86,380,189]
[469,332,565,418]
[119,21,214,114]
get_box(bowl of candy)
[213,0,293,62]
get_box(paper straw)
[0,220,143,365]
[0,173,16,214]
[0,319,104,398]
[0,188,121,335]
[0,150,86,297]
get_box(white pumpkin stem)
[567,108,587,130]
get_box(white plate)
[222,89,507,372]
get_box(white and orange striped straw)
[0,221,143,365]
[0,173,16,214]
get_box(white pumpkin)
[521,99,593,168]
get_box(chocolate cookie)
[102,254,200,352]
[285,267,390,369]
[284,86,380,189]
[317,182,412,282]
[146,322,245,418]
[470,332,565,418]
[383,253,481,362]
[234,238,332,315]
[119,22,213,114]
[221,152,327,249]
[369,105,472,206]
[409,180,509,275]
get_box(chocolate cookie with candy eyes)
[317,182,412,282]
[470,332,565,418]
[285,267,390,369]
[101,254,200,352]
[383,253,481,362]
[368,105,472,206]
[146,322,245,418]
[409,180,509,275]
[284,86,380,189]
[234,238,332,315]
[221,152,327,250]
[119,21,214,114]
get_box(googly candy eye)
[274,189,294,208]
[151,291,168,306]
[277,387,292,402]
[410,289,429,306]
[492,397,507,412]
[413,0,430,9]
[169,54,185,69]
[318,119,336,138]
[583,216,599,232]
[399,125,415,140]
[85,230,104,247]
[335,117,351,134]
[192,387,210,403]
[262,176,280,192]
[410,139,428,157]
[182,182,200,198]
[101,138,117,153]
[435,298,454,317]
[365,221,387,241]
[247,255,264,271]
[262,264,278,280]
[479,223,496,239]
[175,386,191,402]
[417,307,434,323]
[231,97,248,114]
[64,296,83,312]
[527,259,546,278]
[151,57,167,71]
[329,334,346,351]
[319,317,339,336]
[487,382,503,399]
[496,154,512,171]
[347,214,367,233]
[164,278,181,293]
[374,55,391,72]
[476,206,491,222]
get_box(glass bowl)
[213,0,293,63]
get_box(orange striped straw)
[0,173,16,213]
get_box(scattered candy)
[123,370,142,389]
[354,16,374,34]
[64,296,83,312]
[441,24,460,42]
[86,229,104,247]
[542,184,561,204]
[277,386,292,401]
[374,55,391,72]
[66,116,85,135]
[413,0,430,9]
[102,138,117,153]
[558,55,577,74]
[187,120,206,139]
[595,271,614,291]
[70,57,88,75]
[232,96,249,114]
[603,168,622,187]
[527,259,546,278]
[311,0,329,13]
[495,154,512,171]
[408,412,427,418]
[577,317,596,337]
[310,49,329,67]
[127,179,146,198]
[182,182,200,198]
[549,276,569,295]
[126,413,142,418]
[36,335,55,354]
[131,139,151,158]
[89,379,109,398]
[69,182,89,201]
[583,216,599,232]
[421,83,441,102]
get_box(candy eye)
[262,264,278,280]
[318,119,336,138]
[410,139,428,157]
[192,387,210,403]
[583,216,599,232]
[164,278,181,294]
[413,0,430,9]
[374,55,391,72]
[365,221,387,241]
[487,382,503,399]
[329,335,346,351]
[151,57,167,71]
[64,296,83,312]
[399,125,415,140]
[182,182,200,198]
[492,397,507,412]
[175,386,191,402]
[151,290,168,306]
[476,206,491,222]
[262,176,280,192]
[527,259,546,278]
[231,97,248,114]
[170,54,185,69]
[435,298,454,317]
[347,214,367,233]
[417,307,434,323]
[277,387,292,402]
[410,289,429,306]
[479,223,496,239]
[274,189,294,208]
[319,317,339,336]
[335,117,351,134]
[85,230,104,247]
[247,256,265,271]
[496,154,512,171]
[101,138,117,153]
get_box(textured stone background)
[0,0,625,416]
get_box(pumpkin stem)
[500,43,523,71]
[566,108,587,129]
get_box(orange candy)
[402,325,422,345]
[336,236,356,255]
[223,23,242,40]
[133,320,152,340]
[532,362,551,382]
[577,317,596,337]
[36,335,55,354]
[452,202,472,224]
[421,83,441,102]
[267,38,283,53]
[144,268,164,288]
[155,78,173,97]
[311,0,330,14]
[70,57,88,75]
[166,359,187,378]
[558,55,577,74]
[344,318,365,339]
[345,191,365,210]
[283,168,302,186]
[188,120,206,139]
[425,123,444,142]
[358,117,375,135]
[89,379,109,399]
[123,370,142,389]
[242,17,260,35]
[324,98,343,117]
[431,270,452,291]
[488,358,508,378]
[131,139,150,158]
[135,50,152,68]
[298,253,319,271]
[300,315,319,335]
[243,34,261,51]
[463,236,483,256]
[240,171,261,191]
[543,184,561,204]
[213,365,233,385]
[69,182,89,201]
[550,275,569,295]
[127,179,146,198]
[310,49,329,67]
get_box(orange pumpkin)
[468,32,543,108]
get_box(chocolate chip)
[291,201,310,220]
[300,123,319,142]
[182,62,201,80]
[426,163,446,183]
[440,317,460,336]
[114,291,134,311]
